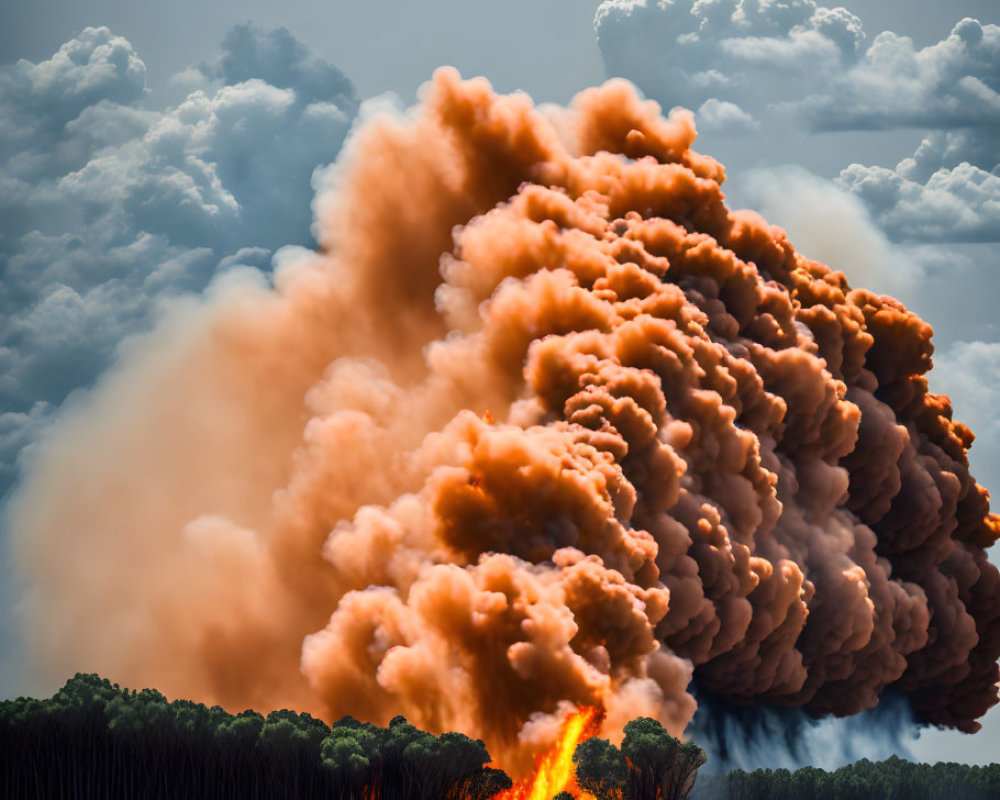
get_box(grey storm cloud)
[0,24,359,495]
[206,24,358,106]
[595,3,1000,243]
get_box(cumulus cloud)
[792,18,1000,132]
[0,25,358,496]
[898,130,999,183]
[596,4,996,132]
[596,5,1000,242]
[0,26,148,178]
[836,124,1000,243]
[821,19,1000,243]
[204,24,357,105]
[696,98,758,132]
[595,0,866,113]
[837,159,1000,242]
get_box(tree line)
[5,673,998,799]
[1,673,705,799]
[690,755,1000,800]
[0,673,509,799]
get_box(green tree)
[620,718,706,800]
[574,736,628,800]
[1,674,517,800]
[572,719,706,800]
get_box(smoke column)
[687,686,920,771]
[10,70,1000,775]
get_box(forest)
[690,757,1000,800]
[2,674,999,799]
[0,673,508,799]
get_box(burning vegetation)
[497,706,601,799]
[10,69,1000,778]
[6,676,999,799]
[1,675,707,800]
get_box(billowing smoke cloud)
[927,341,1000,529]
[10,71,1000,776]
[726,165,922,299]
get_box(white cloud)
[835,124,1000,243]
[596,4,1000,242]
[595,0,865,112]
[0,25,358,495]
[597,4,996,131]
[837,160,1000,242]
[206,24,357,106]
[793,18,1000,131]
[0,27,147,179]
[898,130,999,183]
[696,97,758,132]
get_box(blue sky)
[2,0,998,770]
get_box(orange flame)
[497,706,602,800]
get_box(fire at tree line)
[3,674,1000,799]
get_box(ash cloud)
[9,71,1000,777]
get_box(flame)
[13,68,1000,760]
[497,707,602,800]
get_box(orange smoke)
[10,68,1000,776]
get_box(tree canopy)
[573,717,707,800]
[0,673,510,799]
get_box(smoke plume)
[687,686,919,772]
[11,70,1000,775]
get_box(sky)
[1,0,999,770]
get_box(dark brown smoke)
[11,69,1000,775]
